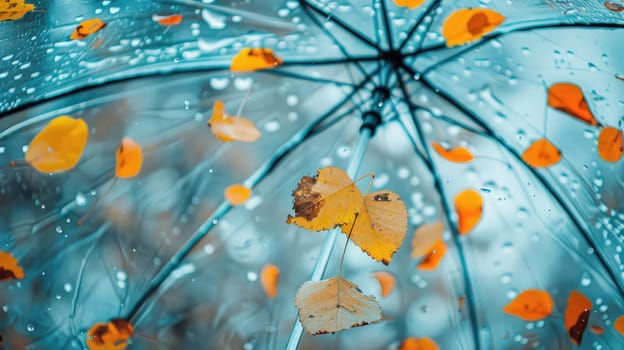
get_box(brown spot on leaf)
[0,267,17,281]
[373,193,390,201]
[569,309,590,345]
[287,176,323,222]
[90,324,110,345]
[467,12,489,35]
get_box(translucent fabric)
[1,1,623,349]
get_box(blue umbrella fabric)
[0,0,623,349]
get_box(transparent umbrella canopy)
[1,0,624,349]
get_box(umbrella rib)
[125,69,379,324]
[417,75,624,296]
[261,69,358,87]
[298,2,370,78]
[413,23,624,74]
[299,0,381,51]
[397,0,442,52]
[394,67,483,350]
[379,0,395,50]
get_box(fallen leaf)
[287,167,364,232]
[442,8,505,47]
[564,290,592,346]
[503,289,554,321]
[0,250,24,281]
[417,239,447,271]
[522,138,562,168]
[590,325,604,335]
[432,142,474,163]
[25,116,88,173]
[86,318,133,350]
[71,18,107,40]
[411,221,444,259]
[454,189,482,234]
[373,271,395,298]
[604,1,624,12]
[116,138,142,178]
[0,0,35,21]
[398,337,439,350]
[597,126,623,162]
[548,83,599,126]
[230,48,282,72]
[225,184,252,205]
[153,14,183,26]
[341,191,408,265]
[295,276,381,335]
[208,100,261,142]
[393,0,426,10]
[614,315,624,335]
[260,263,279,298]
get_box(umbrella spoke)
[298,0,375,105]
[414,23,624,75]
[397,0,442,52]
[299,0,381,51]
[125,68,379,325]
[379,0,395,50]
[393,68,482,349]
[260,69,358,88]
[417,75,624,296]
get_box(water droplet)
[521,47,530,56]
[397,167,410,179]
[500,273,512,284]
[75,192,87,206]
[203,244,215,255]
[264,120,280,132]
[27,323,35,332]
[210,77,229,90]
[286,95,299,106]
[247,271,258,281]
[64,283,72,293]
[234,77,253,91]
[55,226,63,234]
[109,7,120,14]
[581,273,592,286]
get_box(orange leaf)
[548,83,599,125]
[442,9,505,47]
[503,289,554,321]
[71,18,107,40]
[0,0,35,21]
[598,126,623,162]
[417,239,447,271]
[605,1,624,12]
[432,142,474,163]
[208,100,261,142]
[522,138,562,168]
[373,271,395,298]
[399,337,439,350]
[454,189,482,234]
[590,325,604,335]
[260,263,280,298]
[26,116,88,173]
[0,250,24,281]
[86,319,133,350]
[225,184,252,205]
[411,221,444,259]
[116,138,142,178]
[154,14,182,26]
[230,48,282,72]
[614,315,624,335]
[564,290,592,346]
[295,276,381,335]
[341,191,407,265]
[393,0,426,9]
[287,167,364,232]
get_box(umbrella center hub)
[381,50,404,68]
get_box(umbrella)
[1,0,624,349]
